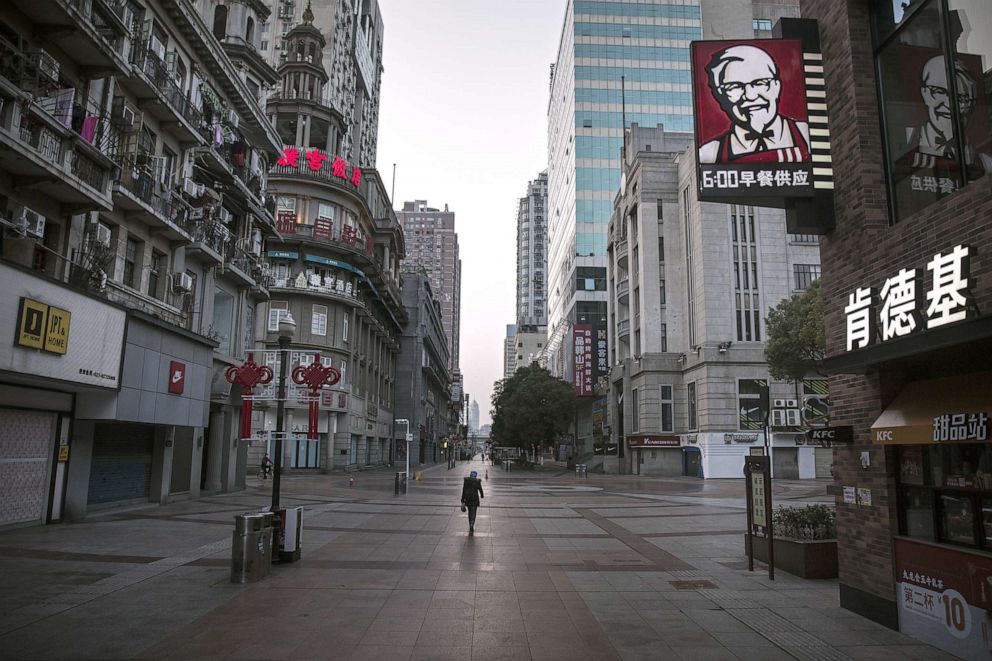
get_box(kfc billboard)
[692,39,814,201]
[688,19,836,236]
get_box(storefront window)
[898,444,992,549]
[902,487,935,539]
[939,493,976,546]
[738,379,768,431]
[873,0,992,222]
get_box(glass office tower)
[546,0,701,377]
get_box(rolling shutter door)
[88,424,153,504]
[815,448,834,479]
[0,409,56,525]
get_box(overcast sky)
[376,0,566,425]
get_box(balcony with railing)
[0,93,114,210]
[7,0,131,76]
[196,142,268,215]
[616,277,629,302]
[121,39,204,144]
[273,219,377,267]
[113,157,196,240]
[615,238,629,263]
[616,318,630,338]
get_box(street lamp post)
[272,314,297,510]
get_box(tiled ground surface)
[0,460,958,660]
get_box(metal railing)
[69,151,107,192]
[18,116,63,163]
[617,319,630,335]
[131,40,203,130]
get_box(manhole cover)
[670,580,718,590]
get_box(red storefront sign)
[572,326,594,397]
[276,210,296,233]
[627,435,680,448]
[167,360,186,395]
[276,146,362,187]
[341,225,356,245]
[313,217,333,240]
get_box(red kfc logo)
[692,39,811,165]
[168,360,186,395]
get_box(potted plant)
[745,504,838,579]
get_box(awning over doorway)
[871,372,991,444]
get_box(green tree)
[764,279,825,381]
[490,365,577,449]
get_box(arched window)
[307,43,316,63]
[246,16,254,44]
[212,5,228,40]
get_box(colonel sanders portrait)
[905,55,991,174]
[698,44,812,164]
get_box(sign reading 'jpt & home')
[16,297,70,355]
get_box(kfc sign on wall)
[690,20,835,226]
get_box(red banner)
[276,210,296,234]
[313,217,333,240]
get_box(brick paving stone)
[0,459,953,661]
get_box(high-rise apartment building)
[261,0,383,167]
[0,0,281,524]
[503,324,517,378]
[397,201,462,374]
[469,400,480,434]
[516,171,549,330]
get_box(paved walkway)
[0,459,955,660]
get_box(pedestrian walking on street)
[461,470,484,535]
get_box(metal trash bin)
[231,512,271,583]
[576,464,588,478]
[395,471,407,495]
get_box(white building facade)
[607,124,826,479]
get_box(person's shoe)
[469,526,474,535]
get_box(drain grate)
[670,579,718,590]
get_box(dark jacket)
[461,477,484,505]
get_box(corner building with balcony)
[0,0,282,526]
[257,12,405,472]
[801,1,992,657]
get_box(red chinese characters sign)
[573,326,594,397]
[276,146,362,188]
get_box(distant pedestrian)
[461,470,484,535]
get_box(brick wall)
[802,0,992,612]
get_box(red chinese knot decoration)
[225,352,274,439]
[292,353,341,440]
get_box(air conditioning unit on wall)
[14,207,45,238]
[173,272,193,292]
